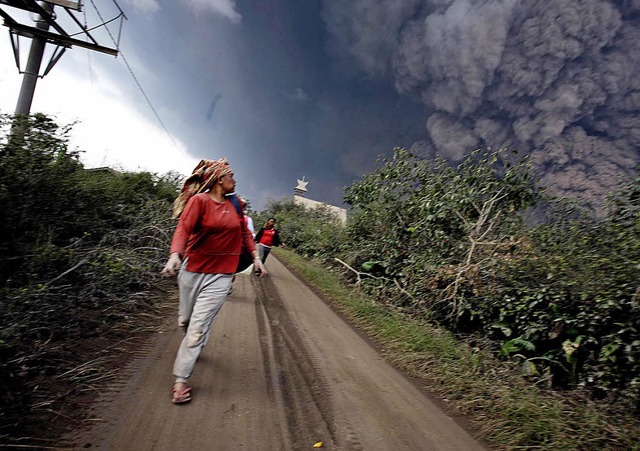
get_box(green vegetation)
[274,248,640,449]
[253,198,349,258]
[0,113,181,444]
[264,148,640,449]
[1,112,637,449]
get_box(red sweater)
[258,229,277,247]
[169,193,256,274]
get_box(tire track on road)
[253,274,349,450]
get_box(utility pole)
[14,2,55,115]
[16,2,54,114]
[1,0,124,116]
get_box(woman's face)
[219,173,236,194]
[266,219,276,228]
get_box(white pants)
[258,243,272,263]
[173,262,233,382]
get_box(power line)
[87,0,180,151]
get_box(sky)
[1,0,639,211]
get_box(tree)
[343,147,538,316]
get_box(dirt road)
[67,256,484,450]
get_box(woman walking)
[161,158,266,404]
[254,217,282,264]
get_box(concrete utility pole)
[14,2,55,115]
[1,0,123,116]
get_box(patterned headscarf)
[172,158,233,219]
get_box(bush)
[486,179,640,402]
[0,113,181,287]
[342,148,537,313]
[257,198,349,260]
[0,113,181,440]
[265,145,639,407]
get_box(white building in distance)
[293,177,347,224]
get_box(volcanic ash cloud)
[323,0,640,208]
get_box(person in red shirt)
[161,158,266,404]
[254,217,282,264]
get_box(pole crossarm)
[43,0,81,10]
[0,0,122,57]
[1,0,125,114]
[1,0,69,37]
[0,0,80,11]
[6,20,117,55]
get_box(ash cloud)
[322,0,640,208]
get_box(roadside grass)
[0,282,177,449]
[274,248,640,450]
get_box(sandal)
[172,385,192,404]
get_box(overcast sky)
[1,0,639,210]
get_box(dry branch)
[44,259,88,287]
[444,189,509,315]
[334,257,415,302]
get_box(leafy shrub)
[265,145,639,407]
[257,198,349,260]
[486,179,640,401]
[0,113,181,439]
[342,148,537,313]
[0,113,181,288]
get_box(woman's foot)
[172,382,192,404]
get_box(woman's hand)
[161,253,182,277]
[253,258,268,277]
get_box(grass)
[0,282,177,449]
[274,247,640,450]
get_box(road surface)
[66,256,484,450]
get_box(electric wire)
[69,14,121,37]
[87,0,180,150]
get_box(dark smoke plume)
[323,0,640,208]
